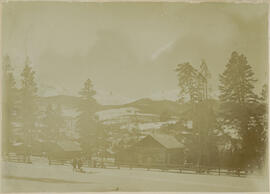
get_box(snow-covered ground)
[96,107,177,131]
[96,107,159,121]
[96,107,140,121]
[1,161,268,192]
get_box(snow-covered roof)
[57,140,81,152]
[150,134,184,149]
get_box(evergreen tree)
[258,84,268,171]
[219,51,264,169]
[176,61,217,167]
[219,51,257,104]
[199,59,211,99]
[260,84,267,102]
[42,104,65,142]
[96,124,110,167]
[2,55,18,154]
[19,57,38,158]
[176,62,202,103]
[76,78,99,154]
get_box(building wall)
[133,146,167,164]
[116,136,184,165]
[167,149,185,165]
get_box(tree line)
[174,51,267,171]
[2,55,106,160]
[2,51,268,172]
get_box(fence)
[4,152,32,163]
[115,162,247,177]
[3,153,247,177]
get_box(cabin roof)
[149,134,184,149]
[57,140,81,152]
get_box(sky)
[2,2,269,103]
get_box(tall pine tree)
[176,61,217,167]
[76,79,99,155]
[219,51,264,169]
[219,51,257,104]
[176,62,202,103]
[2,55,18,154]
[19,57,38,159]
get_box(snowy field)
[1,161,268,192]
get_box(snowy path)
[1,161,268,192]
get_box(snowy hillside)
[36,94,187,134]
[94,90,134,105]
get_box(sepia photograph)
[1,1,269,192]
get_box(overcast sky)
[2,2,268,101]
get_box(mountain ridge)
[37,95,184,117]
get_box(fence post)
[218,167,220,176]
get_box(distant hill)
[37,95,190,118]
[121,98,184,116]
[36,95,220,133]
[37,95,219,117]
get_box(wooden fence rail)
[3,154,247,177]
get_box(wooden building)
[116,134,185,166]
[47,140,82,160]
